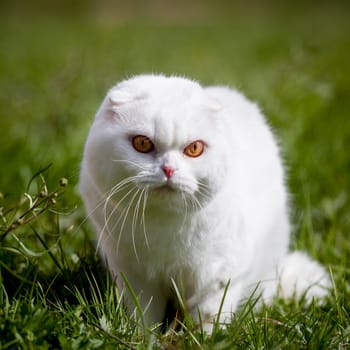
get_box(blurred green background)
[1,0,349,202]
[0,0,349,249]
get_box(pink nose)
[162,165,175,179]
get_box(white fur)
[79,74,330,331]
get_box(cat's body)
[79,74,330,331]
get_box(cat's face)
[86,75,229,210]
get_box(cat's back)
[205,85,286,218]
[205,85,279,161]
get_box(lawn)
[0,2,349,348]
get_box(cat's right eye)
[132,135,154,153]
[184,140,205,158]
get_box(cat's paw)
[277,251,331,303]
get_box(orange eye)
[184,140,205,158]
[132,135,154,153]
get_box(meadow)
[0,2,349,348]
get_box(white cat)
[79,74,330,332]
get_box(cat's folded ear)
[108,88,135,107]
[97,87,145,121]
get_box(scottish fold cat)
[79,74,330,331]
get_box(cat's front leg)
[117,273,168,328]
[189,280,243,333]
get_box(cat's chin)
[149,183,182,199]
[149,181,195,198]
[146,183,189,208]
[154,185,177,194]
[146,184,205,213]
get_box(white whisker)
[102,174,146,225]
[141,187,150,249]
[131,187,146,261]
[197,181,212,195]
[190,193,204,211]
[111,159,148,171]
[115,188,142,261]
[197,189,211,202]
[131,188,143,262]
[74,177,136,238]
[197,179,210,189]
[95,175,144,253]
[179,192,188,235]
[102,185,135,240]
[96,187,135,253]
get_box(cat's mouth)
[139,177,195,196]
[153,184,177,194]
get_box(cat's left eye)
[132,135,154,153]
[184,140,205,158]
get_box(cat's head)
[84,74,230,210]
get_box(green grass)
[1,2,350,349]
